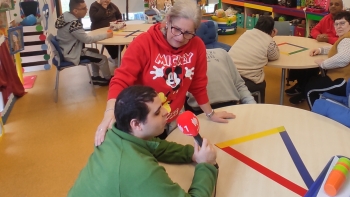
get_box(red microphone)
[177,111,219,169]
[177,111,203,146]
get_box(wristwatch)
[206,109,215,118]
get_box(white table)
[87,24,153,66]
[161,104,350,197]
[268,36,331,105]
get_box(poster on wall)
[7,26,24,55]
[0,0,14,12]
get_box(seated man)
[68,85,218,197]
[186,48,256,114]
[310,0,343,45]
[305,11,350,108]
[228,16,280,103]
[55,0,113,86]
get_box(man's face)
[334,18,350,36]
[74,3,88,18]
[139,96,168,138]
[329,0,343,15]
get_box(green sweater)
[68,125,218,197]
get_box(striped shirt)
[320,38,350,69]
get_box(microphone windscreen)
[177,111,200,136]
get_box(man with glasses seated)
[304,11,350,108]
[94,0,235,146]
[55,0,113,86]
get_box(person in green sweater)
[68,85,218,197]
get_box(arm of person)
[95,36,148,146]
[107,36,147,99]
[320,46,332,55]
[112,3,122,20]
[70,22,108,44]
[188,41,210,114]
[151,138,194,163]
[225,53,256,104]
[310,22,322,39]
[138,162,217,197]
[89,4,106,23]
[267,40,280,61]
[327,36,338,45]
[320,38,350,69]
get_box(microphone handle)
[194,134,203,147]
[194,133,219,169]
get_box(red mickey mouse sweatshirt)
[108,23,209,123]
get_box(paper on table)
[316,156,350,197]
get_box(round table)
[161,104,350,197]
[267,36,331,105]
[87,24,153,66]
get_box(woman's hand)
[209,111,236,123]
[95,110,115,146]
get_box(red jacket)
[310,14,338,44]
[108,23,209,122]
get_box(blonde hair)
[163,0,202,29]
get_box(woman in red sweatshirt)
[94,0,235,146]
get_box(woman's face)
[334,18,350,37]
[166,18,196,48]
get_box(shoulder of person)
[90,1,100,7]
[69,20,83,32]
[110,2,119,9]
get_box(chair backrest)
[47,34,64,61]
[274,21,292,36]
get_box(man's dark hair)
[69,0,85,12]
[334,11,350,23]
[114,85,158,133]
[254,16,275,35]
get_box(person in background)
[228,15,280,103]
[89,0,125,66]
[94,0,235,146]
[310,0,343,45]
[68,85,218,197]
[286,1,344,104]
[186,48,256,115]
[55,0,113,86]
[305,11,350,108]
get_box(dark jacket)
[89,2,122,30]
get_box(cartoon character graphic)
[42,2,49,31]
[163,66,182,91]
[11,30,20,52]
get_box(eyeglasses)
[170,25,195,40]
[334,21,347,27]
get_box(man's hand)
[210,111,236,123]
[309,48,321,56]
[316,34,328,42]
[106,31,113,38]
[193,138,217,165]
